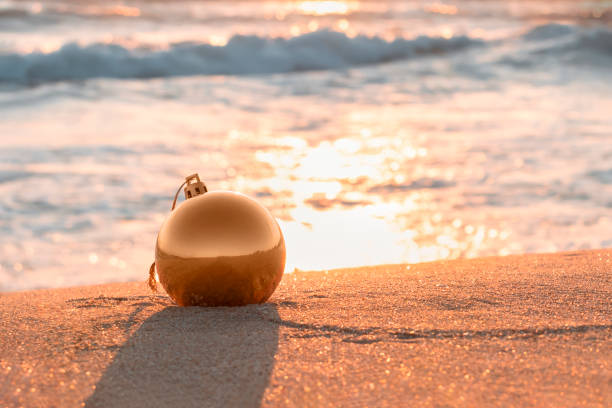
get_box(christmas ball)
[155,189,285,307]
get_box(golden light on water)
[290,25,302,36]
[106,5,141,17]
[440,27,454,39]
[297,1,355,16]
[426,3,458,16]
[209,35,228,46]
[37,42,62,54]
[30,3,43,14]
[234,96,539,274]
[337,19,350,31]
[251,126,463,271]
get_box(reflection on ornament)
[150,174,285,306]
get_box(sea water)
[0,0,611,291]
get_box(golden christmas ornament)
[149,174,285,306]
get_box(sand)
[1,249,610,407]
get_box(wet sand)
[1,249,610,407]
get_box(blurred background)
[0,0,611,291]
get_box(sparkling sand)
[1,250,610,407]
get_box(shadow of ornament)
[85,304,280,408]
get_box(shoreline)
[3,248,607,296]
[1,249,610,407]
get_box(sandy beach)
[0,249,610,407]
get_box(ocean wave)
[522,23,575,41]
[0,30,482,85]
[497,23,612,68]
[522,23,612,55]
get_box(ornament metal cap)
[183,173,207,199]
